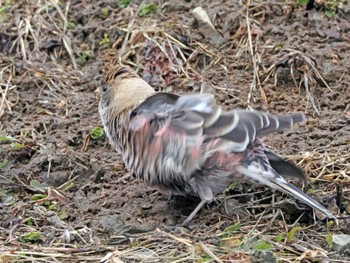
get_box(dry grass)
[261,48,333,116]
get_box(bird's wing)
[129,92,304,180]
[264,150,306,181]
[134,92,304,147]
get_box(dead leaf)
[296,249,328,260]
[221,252,252,263]
[47,187,69,205]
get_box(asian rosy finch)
[98,65,334,226]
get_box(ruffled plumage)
[98,65,335,225]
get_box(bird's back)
[117,92,304,198]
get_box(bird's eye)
[101,85,109,93]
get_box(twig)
[245,8,267,107]
[118,0,146,64]
[199,242,223,263]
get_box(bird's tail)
[236,165,335,219]
[270,177,335,219]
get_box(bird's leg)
[179,199,207,227]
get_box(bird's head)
[98,65,155,124]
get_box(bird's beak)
[95,87,101,99]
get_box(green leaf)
[0,190,8,196]
[59,209,69,220]
[0,159,9,169]
[100,8,109,19]
[118,0,130,8]
[23,218,33,226]
[325,9,335,18]
[68,21,75,29]
[200,255,212,263]
[59,181,75,191]
[275,232,284,242]
[30,180,49,193]
[274,42,284,49]
[0,1,10,14]
[19,232,42,243]
[148,3,158,12]
[10,142,25,149]
[99,34,110,46]
[1,194,16,206]
[220,222,241,238]
[91,126,104,139]
[325,234,333,247]
[307,188,316,194]
[0,135,13,142]
[228,181,237,190]
[286,226,302,243]
[48,204,56,210]
[327,220,334,229]
[139,3,158,17]
[80,51,91,63]
[37,107,46,114]
[225,222,241,233]
[0,6,7,13]
[18,253,28,259]
[254,240,272,250]
[297,0,309,5]
[31,194,47,200]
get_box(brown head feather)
[102,64,139,85]
[99,65,155,122]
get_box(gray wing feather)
[203,113,237,137]
[265,150,306,181]
[176,93,215,113]
[258,113,305,136]
[135,92,305,152]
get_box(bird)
[98,64,335,226]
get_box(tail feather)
[271,178,335,219]
[236,165,335,219]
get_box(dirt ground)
[1,0,350,262]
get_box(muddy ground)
[1,0,350,262]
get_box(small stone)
[251,250,276,263]
[220,198,250,218]
[174,226,190,234]
[192,7,226,47]
[332,234,350,255]
[142,203,153,210]
[162,2,190,12]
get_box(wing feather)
[129,92,305,183]
[133,92,305,152]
